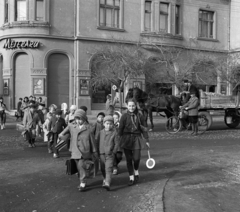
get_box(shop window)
[198,10,215,39]
[144,1,152,31]
[15,0,27,21]
[100,0,120,28]
[175,5,180,35]
[36,0,44,21]
[4,0,9,23]
[159,2,169,33]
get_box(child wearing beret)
[96,115,119,191]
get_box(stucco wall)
[78,0,230,51]
[230,0,240,50]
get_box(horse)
[125,87,182,131]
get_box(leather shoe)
[128,180,134,186]
[103,184,110,191]
[134,175,139,183]
[79,186,86,192]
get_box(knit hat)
[80,106,88,112]
[70,105,77,110]
[74,109,87,121]
[55,109,62,115]
[49,104,57,110]
[190,90,196,95]
[113,111,122,119]
[103,115,114,123]
[97,112,105,118]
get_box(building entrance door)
[47,54,69,108]
[14,53,30,108]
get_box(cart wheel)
[224,115,240,128]
[198,111,212,130]
[165,116,182,134]
[197,114,209,134]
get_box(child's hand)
[146,142,150,149]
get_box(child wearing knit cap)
[59,109,98,192]
[96,115,119,191]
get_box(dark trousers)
[0,111,6,124]
[124,149,141,176]
[113,152,123,168]
[25,129,36,145]
[52,133,59,154]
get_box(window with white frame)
[175,5,180,35]
[4,0,9,23]
[144,1,152,31]
[100,0,120,28]
[36,0,44,21]
[198,10,215,39]
[15,0,27,21]
[159,2,169,32]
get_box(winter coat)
[91,121,104,140]
[22,108,42,130]
[60,122,96,159]
[118,111,148,139]
[96,129,119,155]
[182,96,199,116]
[118,111,149,150]
[48,116,67,134]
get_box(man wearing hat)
[22,101,42,148]
[59,109,98,191]
[48,109,67,158]
[181,90,200,136]
[183,79,200,101]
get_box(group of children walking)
[21,97,150,191]
[57,98,149,191]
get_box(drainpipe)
[74,0,77,106]
[227,0,231,95]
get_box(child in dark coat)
[112,111,123,175]
[48,109,67,158]
[91,112,105,174]
[96,115,119,191]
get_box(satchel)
[65,159,78,175]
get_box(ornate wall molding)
[77,69,91,77]
[3,68,12,76]
[31,68,47,75]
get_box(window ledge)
[197,37,219,42]
[0,21,50,30]
[140,32,183,40]
[97,26,125,32]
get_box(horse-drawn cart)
[198,90,240,130]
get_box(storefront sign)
[3,39,40,49]
[33,78,45,96]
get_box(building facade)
[0,0,238,112]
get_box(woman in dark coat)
[118,99,150,186]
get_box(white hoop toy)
[146,150,155,169]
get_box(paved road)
[1,115,240,212]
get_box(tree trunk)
[118,86,123,113]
